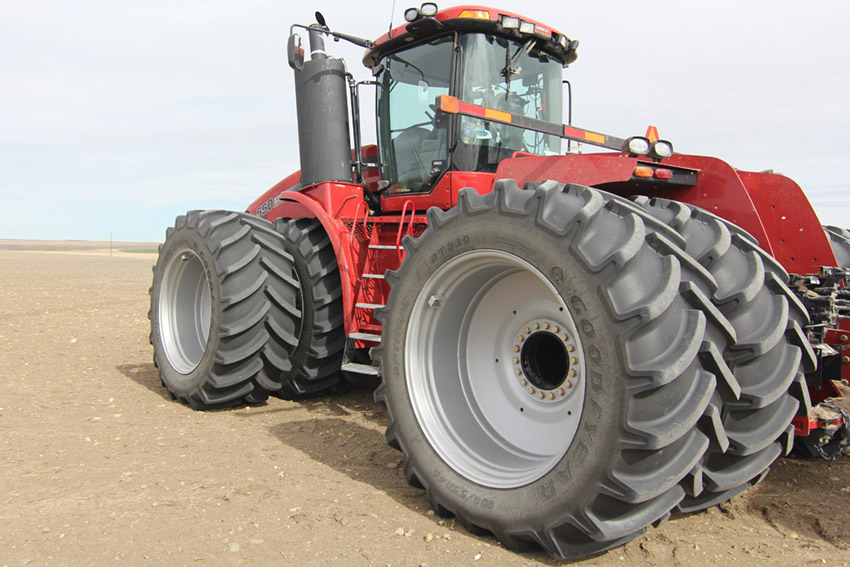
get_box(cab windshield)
[454,33,563,172]
[376,32,564,193]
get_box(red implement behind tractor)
[149,4,849,559]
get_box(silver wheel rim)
[159,248,212,374]
[406,250,586,489]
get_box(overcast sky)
[2,0,848,242]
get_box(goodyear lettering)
[556,461,572,484]
[550,266,565,285]
[587,397,604,419]
[570,295,587,315]
[573,441,589,463]
[587,344,602,365]
[590,369,604,393]
[538,479,556,501]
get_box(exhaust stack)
[292,27,352,186]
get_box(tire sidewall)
[283,233,312,378]
[382,208,627,527]
[151,224,223,396]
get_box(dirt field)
[1,240,848,567]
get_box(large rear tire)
[633,196,814,512]
[275,218,346,397]
[375,180,732,558]
[150,210,298,409]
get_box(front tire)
[150,210,298,409]
[375,181,726,558]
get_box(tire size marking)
[433,469,495,510]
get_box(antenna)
[388,0,397,38]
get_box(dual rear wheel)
[375,181,809,558]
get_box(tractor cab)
[366,6,577,195]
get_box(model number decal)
[256,198,275,218]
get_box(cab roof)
[363,5,577,68]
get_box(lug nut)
[556,388,566,396]
[844,356,850,364]
[527,386,536,395]
[552,326,560,333]
[560,334,568,342]
[542,322,550,330]
[533,323,540,330]
[513,345,520,353]
[515,369,523,376]
[536,391,545,399]
[566,344,574,352]
[564,380,572,389]
[524,327,531,335]
[513,357,519,365]
[520,379,528,387]
[516,335,524,342]
[570,357,577,365]
[842,335,848,342]
[546,392,555,400]
[568,369,577,378]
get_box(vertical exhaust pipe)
[292,26,352,186]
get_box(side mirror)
[287,33,305,71]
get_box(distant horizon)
[0,237,160,244]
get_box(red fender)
[263,182,370,335]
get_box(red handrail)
[395,200,415,262]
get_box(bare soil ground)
[1,240,848,567]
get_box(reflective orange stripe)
[484,108,512,122]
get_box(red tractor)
[149,4,850,559]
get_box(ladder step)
[341,362,382,376]
[368,244,402,250]
[362,273,385,279]
[349,332,382,343]
[355,303,386,310]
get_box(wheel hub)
[512,319,581,403]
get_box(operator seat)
[393,126,447,189]
[393,126,431,185]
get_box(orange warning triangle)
[645,125,659,143]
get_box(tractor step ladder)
[341,203,414,375]
[340,361,382,376]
